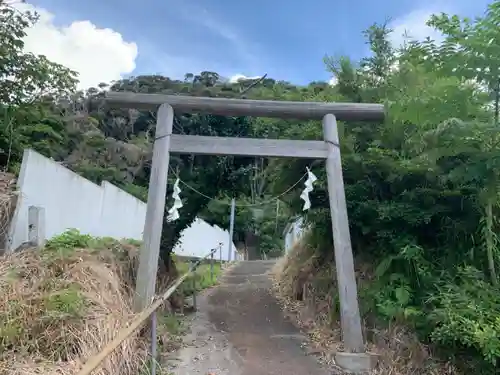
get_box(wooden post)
[134,103,174,312]
[210,251,214,282]
[322,114,364,353]
[28,205,46,248]
[192,263,197,311]
[179,285,184,315]
[150,310,157,375]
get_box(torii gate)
[106,91,383,370]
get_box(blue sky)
[27,0,492,85]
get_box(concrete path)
[168,260,330,375]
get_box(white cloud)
[229,74,262,83]
[389,8,445,47]
[13,2,138,90]
[328,76,338,86]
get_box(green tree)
[0,1,77,169]
[424,1,500,123]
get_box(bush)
[428,267,500,367]
[172,254,222,296]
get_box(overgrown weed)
[270,234,493,374]
[0,229,150,375]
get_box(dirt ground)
[166,260,331,375]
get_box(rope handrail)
[75,246,222,375]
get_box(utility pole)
[227,198,235,261]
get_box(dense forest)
[4,0,500,371]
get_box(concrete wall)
[7,149,147,251]
[172,217,241,261]
[7,149,239,258]
[98,181,146,240]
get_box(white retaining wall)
[7,149,238,260]
[173,217,240,260]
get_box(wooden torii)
[106,92,384,368]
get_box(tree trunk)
[485,199,498,285]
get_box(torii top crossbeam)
[105,92,385,122]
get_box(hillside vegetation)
[272,5,500,374]
[0,230,219,375]
[0,231,146,375]
[3,0,500,373]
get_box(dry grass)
[0,172,18,255]
[0,237,150,375]
[271,241,456,375]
